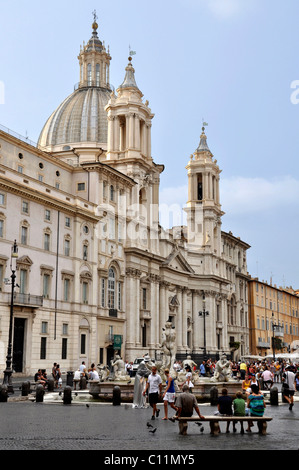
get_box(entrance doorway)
[106,345,114,367]
[13,318,26,373]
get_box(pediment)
[162,248,194,274]
[17,255,33,267]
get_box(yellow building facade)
[248,278,299,357]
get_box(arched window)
[87,64,92,85]
[108,268,115,308]
[96,64,100,86]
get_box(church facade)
[0,19,250,375]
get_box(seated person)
[216,388,233,433]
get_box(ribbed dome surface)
[38,86,111,148]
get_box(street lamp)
[198,291,209,360]
[271,312,280,361]
[2,240,18,393]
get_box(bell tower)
[104,56,164,253]
[185,126,224,254]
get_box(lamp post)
[2,240,18,393]
[198,291,209,360]
[271,312,280,361]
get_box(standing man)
[239,360,247,380]
[282,366,297,410]
[143,366,162,420]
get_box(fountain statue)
[212,354,232,382]
[160,321,177,375]
[97,364,110,382]
[111,355,128,381]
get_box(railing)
[0,123,52,156]
[12,292,43,307]
[74,81,115,92]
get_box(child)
[233,391,246,434]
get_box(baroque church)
[0,18,250,375]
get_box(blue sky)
[0,0,299,288]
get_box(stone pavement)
[0,386,298,453]
[0,375,297,456]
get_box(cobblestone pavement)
[0,398,298,452]
[1,376,298,456]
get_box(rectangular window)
[81,334,86,355]
[77,183,85,191]
[40,337,47,360]
[20,269,27,294]
[62,323,68,335]
[18,165,23,174]
[65,217,71,228]
[83,244,88,260]
[82,282,88,304]
[44,233,50,251]
[22,201,29,214]
[62,338,68,360]
[64,279,70,301]
[0,193,5,205]
[0,220,3,238]
[21,226,28,245]
[45,209,51,221]
[43,274,50,298]
[38,174,43,182]
[41,321,48,334]
[64,239,70,256]
[142,288,147,309]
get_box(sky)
[0,0,299,288]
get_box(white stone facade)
[0,21,250,376]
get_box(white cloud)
[160,175,299,223]
[220,175,299,215]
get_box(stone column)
[114,116,120,152]
[129,114,134,148]
[147,123,152,157]
[192,291,200,351]
[177,288,183,351]
[107,116,114,153]
[182,288,188,349]
[134,115,140,150]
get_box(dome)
[38,86,111,149]
[38,16,112,151]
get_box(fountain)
[43,324,242,404]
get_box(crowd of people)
[142,357,298,433]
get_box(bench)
[176,416,273,435]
